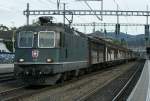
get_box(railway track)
[84,59,145,101]
[112,60,145,101]
[0,72,15,82]
[0,84,60,101]
[0,61,142,101]
[14,61,138,101]
[0,86,26,101]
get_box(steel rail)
[75,61,143,101]
[112,62,143,101]
[0,86,26,101]
[0,72,15,82]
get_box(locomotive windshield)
[18,31,34,48]
[38,31,55,48]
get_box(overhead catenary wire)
[46,0,56,4]
[84,1,102,21]
[84,1,103,32]
[113,0,130,35]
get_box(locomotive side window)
[38,31,55,48]
[18,31,33,48]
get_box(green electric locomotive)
[15,17,89,85]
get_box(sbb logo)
[32,50,39,58]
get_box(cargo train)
[14,17,136,85]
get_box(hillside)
[88,31,146,50]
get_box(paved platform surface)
[0,64,14,68]
[127,60,149,101]
[0,64,14,73]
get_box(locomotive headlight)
[39,72,42,75]
[25,71,29,75]
[46,58,52,63]
[19,58,24,62]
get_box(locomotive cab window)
[38,31,55,48]
[18,31,34,48]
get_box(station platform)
[0,64,14,74]
[127,60,149,101]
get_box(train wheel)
[60,72,68,84]
[63,73,68,81]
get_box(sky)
[0,0,150,35]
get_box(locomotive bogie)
[14,63,88,85]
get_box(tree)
[0,25,9,31]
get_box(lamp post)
[12,30,16,53]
